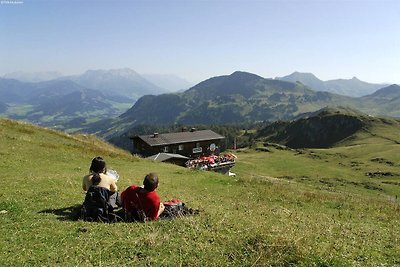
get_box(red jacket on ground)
[121,185,160,220]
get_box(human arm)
[147,192,162,220]
[157,202,165,218]
[110,180,118,192]
[82,175,89,191]
[120,189,126,208]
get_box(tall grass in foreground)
[0,118,399,266]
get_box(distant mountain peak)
[60,68,166,100]
[290,71,318,77]
[277,72,325,92]
[231,70,254,75]
[315,106,366,117]
[278,72,322,81]
[82,68,141,78]
[368,84,400,98]
[229,71,264,80]
[277,72,388,97]
[109,68,140,76]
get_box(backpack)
[82,186,114,222]
[160,199,198,219]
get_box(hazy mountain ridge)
[142,74,193,92]
[277,72,387,97]
[366,84,400,98]
[3,68,192,99]
[0,78,38,103]
[27,80,91,104]
[0,78,132,129]
[0,101,8,113]
[58,68,167,100]
[32,89,110,116]
[3,71,63,82]
[356,84,400,117]
[8,90,131,129]
[0,68,193,130]
[0,78,93,103]
[276,72,326,92]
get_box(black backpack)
[159,200,199,220]
[82,186,114,222]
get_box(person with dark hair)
[89,156,107,174]
[82,157,119,207]
[82,157,117,192]
[121,173,165,221]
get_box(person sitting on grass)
[82,172,116,222]
[121,172,165,221]
[82,156,119,207]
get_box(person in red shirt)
[121,173,165,221]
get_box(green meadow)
[0,118,399,266]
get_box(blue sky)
[1,0,399,84]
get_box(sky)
[1,0,399,84]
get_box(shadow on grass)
[39,204,200,222]
[39,204,82,221]
[39,205,127,223]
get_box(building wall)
[132,138,223,158]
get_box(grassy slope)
[0,118,399,266]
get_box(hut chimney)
[190,128,196,132]
[153,133,159,138]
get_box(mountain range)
[58,68,166,100]
[1,69,399,135]
[0,78,85,104]
[119,71,350,124]
[120,71,398,126]
[3,71,63,82]
[0,68,193,129]
[83,71,399,145]
[0,78,132,129]
[3,68,193,99]
[277,72,388,97]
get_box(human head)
[89,157,106,174]
[143,173,159,192]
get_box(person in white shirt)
[82,156,119,207]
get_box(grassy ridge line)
[251,114,400,197]
[0,118,399,266]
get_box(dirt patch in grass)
[366,171,397,178]
[370,157,395,166]
[382,181,400,186]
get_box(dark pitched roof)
[132,130,224,146]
